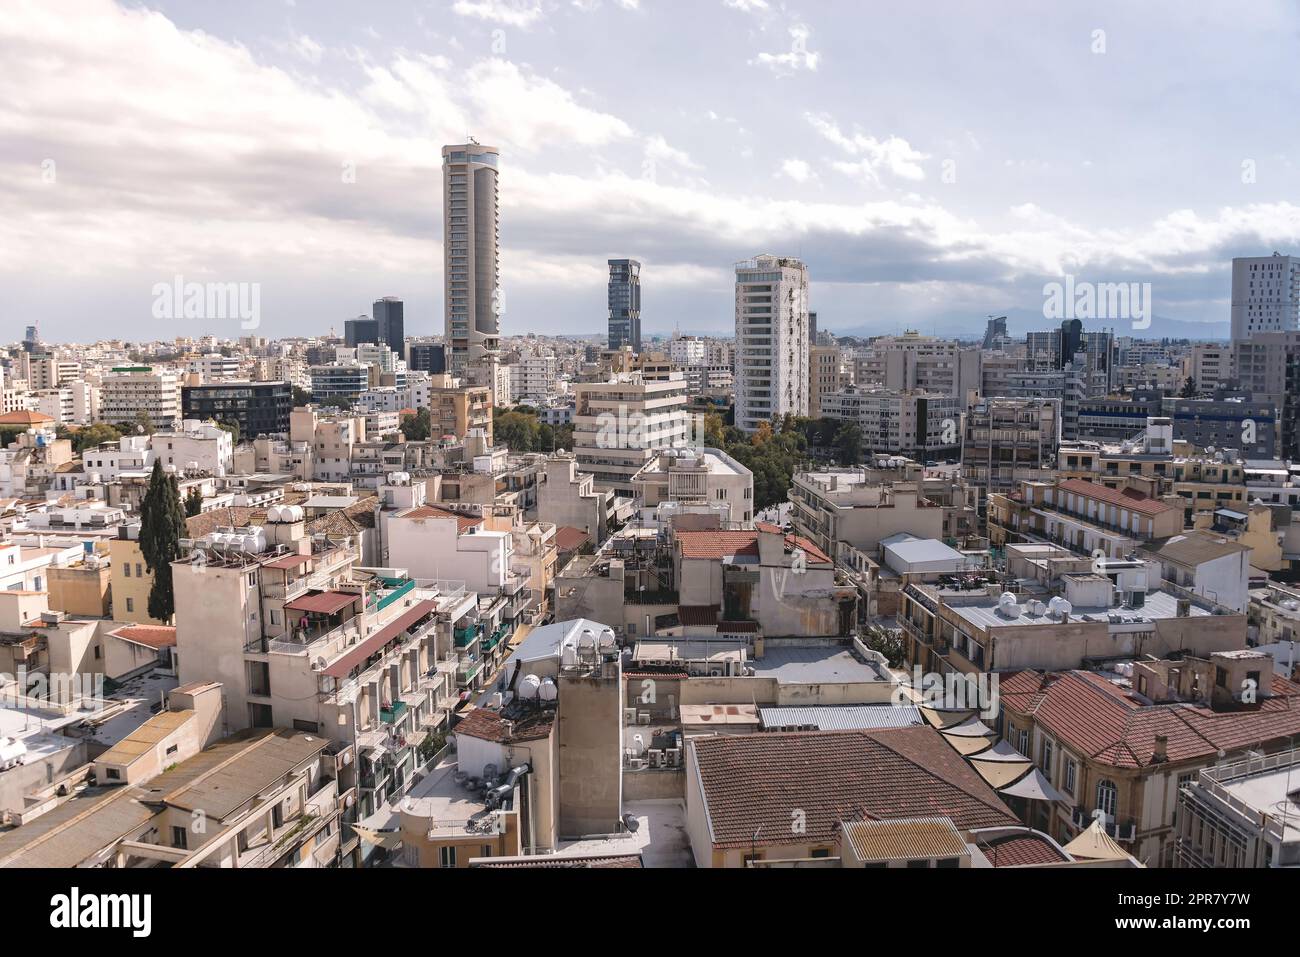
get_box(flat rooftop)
[949,589,1212,631]
[751,645,891,684]
[399,758,498,838]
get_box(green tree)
[291,386,312,407]
[400,407,433,441]
[183,485,204,517]
[66,423,123,454]
[138,459,186,623]
[834,421,864,466]
[1179,376,1197,398]
[214,420,239,445]
[493,411,541,453]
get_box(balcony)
[454,625,482,648]
[1070,805,1138,842]
[380,701,409,725]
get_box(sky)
[6,0,1300,343]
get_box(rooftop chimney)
[1152,734,1168,764]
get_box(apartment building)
[443,143,501,374]
[809,343,849,417]
[509,354,559,403]
[99,366,183,429]
[962,397,1061,500]
[989,477,1184,560]
[172,511,475,820]
[309,363,369,404]
[1182,344,1233,393]
[535,453,615,544]
[571,372,689,495]
[182,380,293,437]
[820,387,961,459]
[429,374,493,443]
[852,331,982,399]
[1230,253,1300,340]
[632,447,754,526]
[900,555,1245,678]
[290,405,366,482]
[734,254,810,432]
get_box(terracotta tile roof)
[553,526,591,553]
[678,604,719,627]
[1055,478,1174,516]
[453,707,554,744]
[184,495,376,539]
[108,625,177,648]
[402,504,483,532]
[978,832,1070,867]
[1000,670,1300,769]
[0,410,55,427]
[675,528,832,565]
[690,726,1018,850]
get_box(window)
[481,845,493,858]
[906,859,931,868]
[124,563,131,578]
[105,768,120,780]
[126,598,134,613]
[1040,738,1054,777]
[440,846,457,868]
[172,826,188,849]
[1064,758,1076,796]
[1096,779,1118,821]
[1016,728,1029,755]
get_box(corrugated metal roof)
[760,704,923,731]
[842,816,968,862]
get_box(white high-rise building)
[99,367,182,429]
[1231,253,1300,341]
[443,142,501,374]
[734,254,810,432]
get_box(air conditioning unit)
[647,749,664,768]
[637,712,651,726]
[665,748,681,767]
[626,757,645,770]
[623,707,637,725]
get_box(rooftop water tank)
[517,674,541,700]
[538,677,558,702]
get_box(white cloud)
[779,158,815,183]
[807,112,928,184]
[753,24,819,73]
[291,34,323,64]
[451,0,545,29]
[723,0,769,13]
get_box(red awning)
[322,600,439,679]
[285,591,357,615]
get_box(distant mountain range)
[832,307,1229,343]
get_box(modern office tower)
[182,381,293,437]
[1236,331,1300,459]
[607,259,642,352]
[1231,253,1300,341]
[443,142,501,374]
[982,315,1008,349]
[344,316,379,348]
[407,340,447,374]
[734,254,810,432]
[373,297,405,351]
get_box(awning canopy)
[970,758,1034,790]
[1062,818,1134,861]
[943,733,996,757]
[919,707,975,730]
[968,739,1030,762]
[998,767,1066,802]
[941,717,996,737]
[285,591,357,615]
[322,599,439,678]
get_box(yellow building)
[110,527,170,624]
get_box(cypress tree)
[139,459,186,622]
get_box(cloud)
[779,158,816,183]
[806,112,928,184]
[451,0,545,29]
[723,0,769,13]
[753,24,819,73]
[291,34,323,64]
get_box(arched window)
[1096,779,1118,821]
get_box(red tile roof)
[675,528,832,565]
[109,625,177,649]
[690,726,1018,850]
[402,504,483,532]
[1000,670,1300,769]
[453,707,554,744]
[678,604,719,626]
[1055,478,1174,517]
[978,833,1070,867]
[0,410,55,427]
[554,526,592,553]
